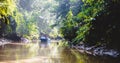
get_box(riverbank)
[73,44,120,58]
[0,38,12,48]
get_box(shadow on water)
[59,47,120,63]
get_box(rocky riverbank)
[73,44,120,58]
[0,38,12,47]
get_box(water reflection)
[59,47,120,63]
[0,42,120,63]
[39,42,48,48]
[0,43,39,62]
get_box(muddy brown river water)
[0,42,119,63]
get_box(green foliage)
[18,0,58,37]
[74,0,105,43]
[60,10,78,42]
[0,0,17,37]
[59,0,120,50]
[0,0,39,39]
[56,0,82,18]
[0,0,16,18]
[55,0,71,18]
[85,0,120,48]
[16,12,39,39]
[60,0,105,44]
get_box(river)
[0,42,119,63]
